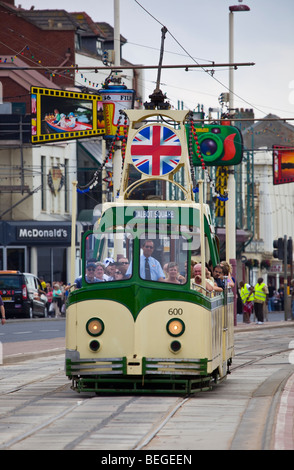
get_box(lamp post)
[229,4,250,111]
[227,2,250,324]
[113,0,121,200]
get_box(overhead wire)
[133,0,270,117]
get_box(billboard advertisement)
[31,86,105,144]
[186,124,243,166]
[273,145,294,185]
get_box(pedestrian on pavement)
[263,298,269,321]
[52,283,62,317]
[267,281,275,312]
[39,276,47,292]
[278,287,284,311]
[46,283,54,317]
[239,281,254,323]
[291,279,294,319]
[0,294,5,325]
[254,277,269,324]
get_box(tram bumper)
[127,356,143,375]
[66,350,211,394]
[66,351,208,377]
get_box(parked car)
[0,271,48,319]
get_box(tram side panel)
[224,294,235,363]
[65,303,77,353]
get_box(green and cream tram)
[65,109,234,394]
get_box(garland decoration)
[77,110,128,193]
[121,112,128,171]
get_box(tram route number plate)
[168,307,183,315]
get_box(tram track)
[1,370,65,396]
[136,329,294,450]
[1,399,84,450]
[1,327,293,450]
[230,365,294,450]
[228,332,294,450]
[232,348,292,371]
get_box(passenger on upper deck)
[116,257,129,276]
[95,262,108,282]
[205,267,223,292]
[114,268,124,280]
[213,264,225,290]
[74,260,98,288]
[220,261,235,288]
[140,240,165,281]
[163,262,184,284]
[191,264,214,293]
[104,258,116,281]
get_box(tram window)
[139,235,188,284]
[82,232,133,284]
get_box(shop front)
[0,221,74,286]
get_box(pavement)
[235,309,293,331]
[236,311,294,449]
[2,337,65,364]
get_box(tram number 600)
[168,307,183,315]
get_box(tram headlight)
[166,319,185,337]
[86,317,104,337]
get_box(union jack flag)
[131,125,181,176]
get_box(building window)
[96,39,103,55]
[37,246,67,285]
[7,247,26,271]
[75,34,81,51]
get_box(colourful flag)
[131,125,181,175]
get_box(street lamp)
[229,3,250,110]
[227,2,250,324]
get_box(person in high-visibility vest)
[291,279,294,319]
[254,277,269,324]
[239,281,254,323]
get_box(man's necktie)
[145,257,151,280]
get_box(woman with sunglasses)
[114,269,124,281]
[117,258,129,276]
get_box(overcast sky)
[19,0,294,120]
